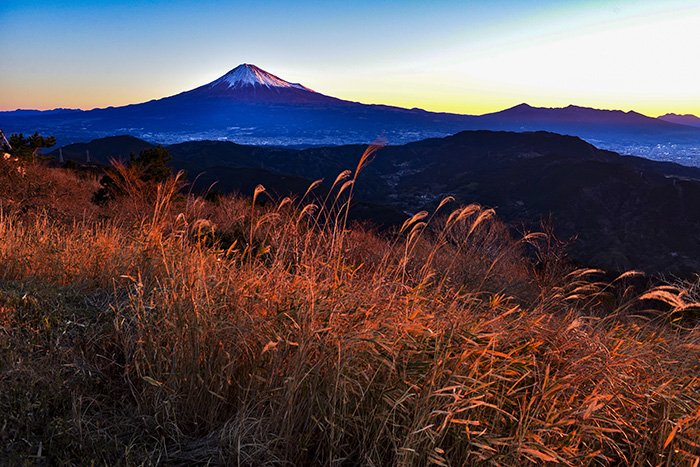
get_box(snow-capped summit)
[209,64,312,91]
[190,63,329,103]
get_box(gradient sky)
[1,0,698,116]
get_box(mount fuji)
[3,63,700,164]
[2,64,473,146]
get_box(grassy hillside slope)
[1,153,698,465]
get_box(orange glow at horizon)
[2,1,699,118]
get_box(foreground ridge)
[0,155,698,464]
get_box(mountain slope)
[658,113,700,128]
[3,64,472,147]
[3,144,698,466]
[479,104,689,134]
[161,131,700,273]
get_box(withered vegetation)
[1,150,698,465]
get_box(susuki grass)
[0,154,699,465]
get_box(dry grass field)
[1,151,698,465]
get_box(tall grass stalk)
[0,155,698,465]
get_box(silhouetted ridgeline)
[6,64,700,162]
[53,130,700,274]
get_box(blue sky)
[1,0,698,115]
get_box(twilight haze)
[1,0,699,116]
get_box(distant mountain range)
[53,131,700,274]
[4,63,700,165]
[658,113,700,128]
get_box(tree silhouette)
[4,132,56,162]
[129,146,172,183]
[92,146,174,205]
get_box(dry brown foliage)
[0,157,698,465]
